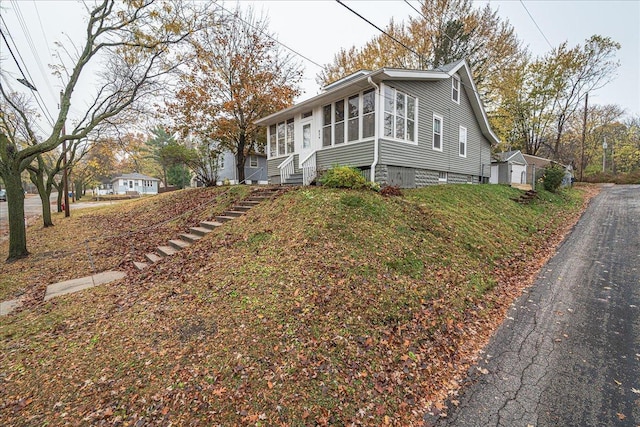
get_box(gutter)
[368,76,379,183]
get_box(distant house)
[255,59,498,188]
[110,173,160,195]
[216,151,268,185]
[490,150,528,186]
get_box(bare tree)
[0,0,208,261]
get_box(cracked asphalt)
[436,185,640,427]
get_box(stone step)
[215,215,236,223]
[239,200,261,206]
[133,261,149,271]
[169,239,191,250]
[157,245,179,257]
[190,226,213,236]
[222,210,245,217]
[232,205,252,212]
[246,196,271,202]
[145,252,162,263]
[200,221,223,230]
[179,233,202,244]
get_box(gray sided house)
[216,151,268,185]
[111,173,159,195]
[256,59,498,188]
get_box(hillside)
[0,184,594,425]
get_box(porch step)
[157,246,179,257]
[169,239,191,250]
[145,253,162,263]
[179,233,202,244]
[190,226,214,237]
[133,261,149,270]
[283,173,303,186]
[200,221,223,230]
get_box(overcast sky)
[1,0,638,138]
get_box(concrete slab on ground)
[44,271,126,301]
[0,298,24,316]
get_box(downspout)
[368,76,379,183]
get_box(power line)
[336,0,423,64]
[519,0,554,50]
[213,2,325,70]
[0,18,56,126]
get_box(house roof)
[494,150,527,165]
[255,59,499,146]
[111,173,160,183]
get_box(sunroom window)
[384,86,416,142]
[268,119,295,157]
[322,89,376,147]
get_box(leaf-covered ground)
[0,184,598,426]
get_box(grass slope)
[0,184,591,425]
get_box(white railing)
[278,154,295,184]
[301,151,317,186]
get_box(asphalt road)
[436,184,640,426]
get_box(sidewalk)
[0,271,126,316]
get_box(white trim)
[452,75,460,104]
[459,125,467,158]
[433,113,444,152]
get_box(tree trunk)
[2,167,29,260]
[236,134,246,184]
[28,162,54,227]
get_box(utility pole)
[580,93,588,181]
[603,137,607,173]
[60,91,70,217]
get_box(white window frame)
[459,126,467,158]
[321,89,377,148]
[433,113,443,152]
[452,75,460,104]
[439,171,448,183]
[249,155,258,168]
[268,119,295,158]
[382,85,418,144]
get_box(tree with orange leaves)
[167,6,302,184]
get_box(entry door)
[299,116,315,163]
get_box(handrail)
[301,151,317,186]
[277,154,296,184]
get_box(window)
[249,155,258,168]
[452,76,460,104]
[302,123,311,149]
[433,114,443,151]
[268,119,295,157]
[362,89,375,138]
[219,156,225,169]
[269,124,277,157]
[383,86,416,142]
[302,110,313,119]
[335,99,345,144]
[348,95,359,142]
[323,105,332,147]
[459,126,467,157]
[322,89,376,147]
[286,119,294,153]
[439,171,448,183]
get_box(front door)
[298,115,315,164]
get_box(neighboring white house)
[255,59,498,188]
[490,150,528,186]
[110,173,160,195]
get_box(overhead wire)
[518,0,554,50]
[212,2,325,70]
[6,1,57,124]
[335,0,423,64]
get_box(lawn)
[0,184,596,425]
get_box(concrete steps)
[134,187,282,270]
